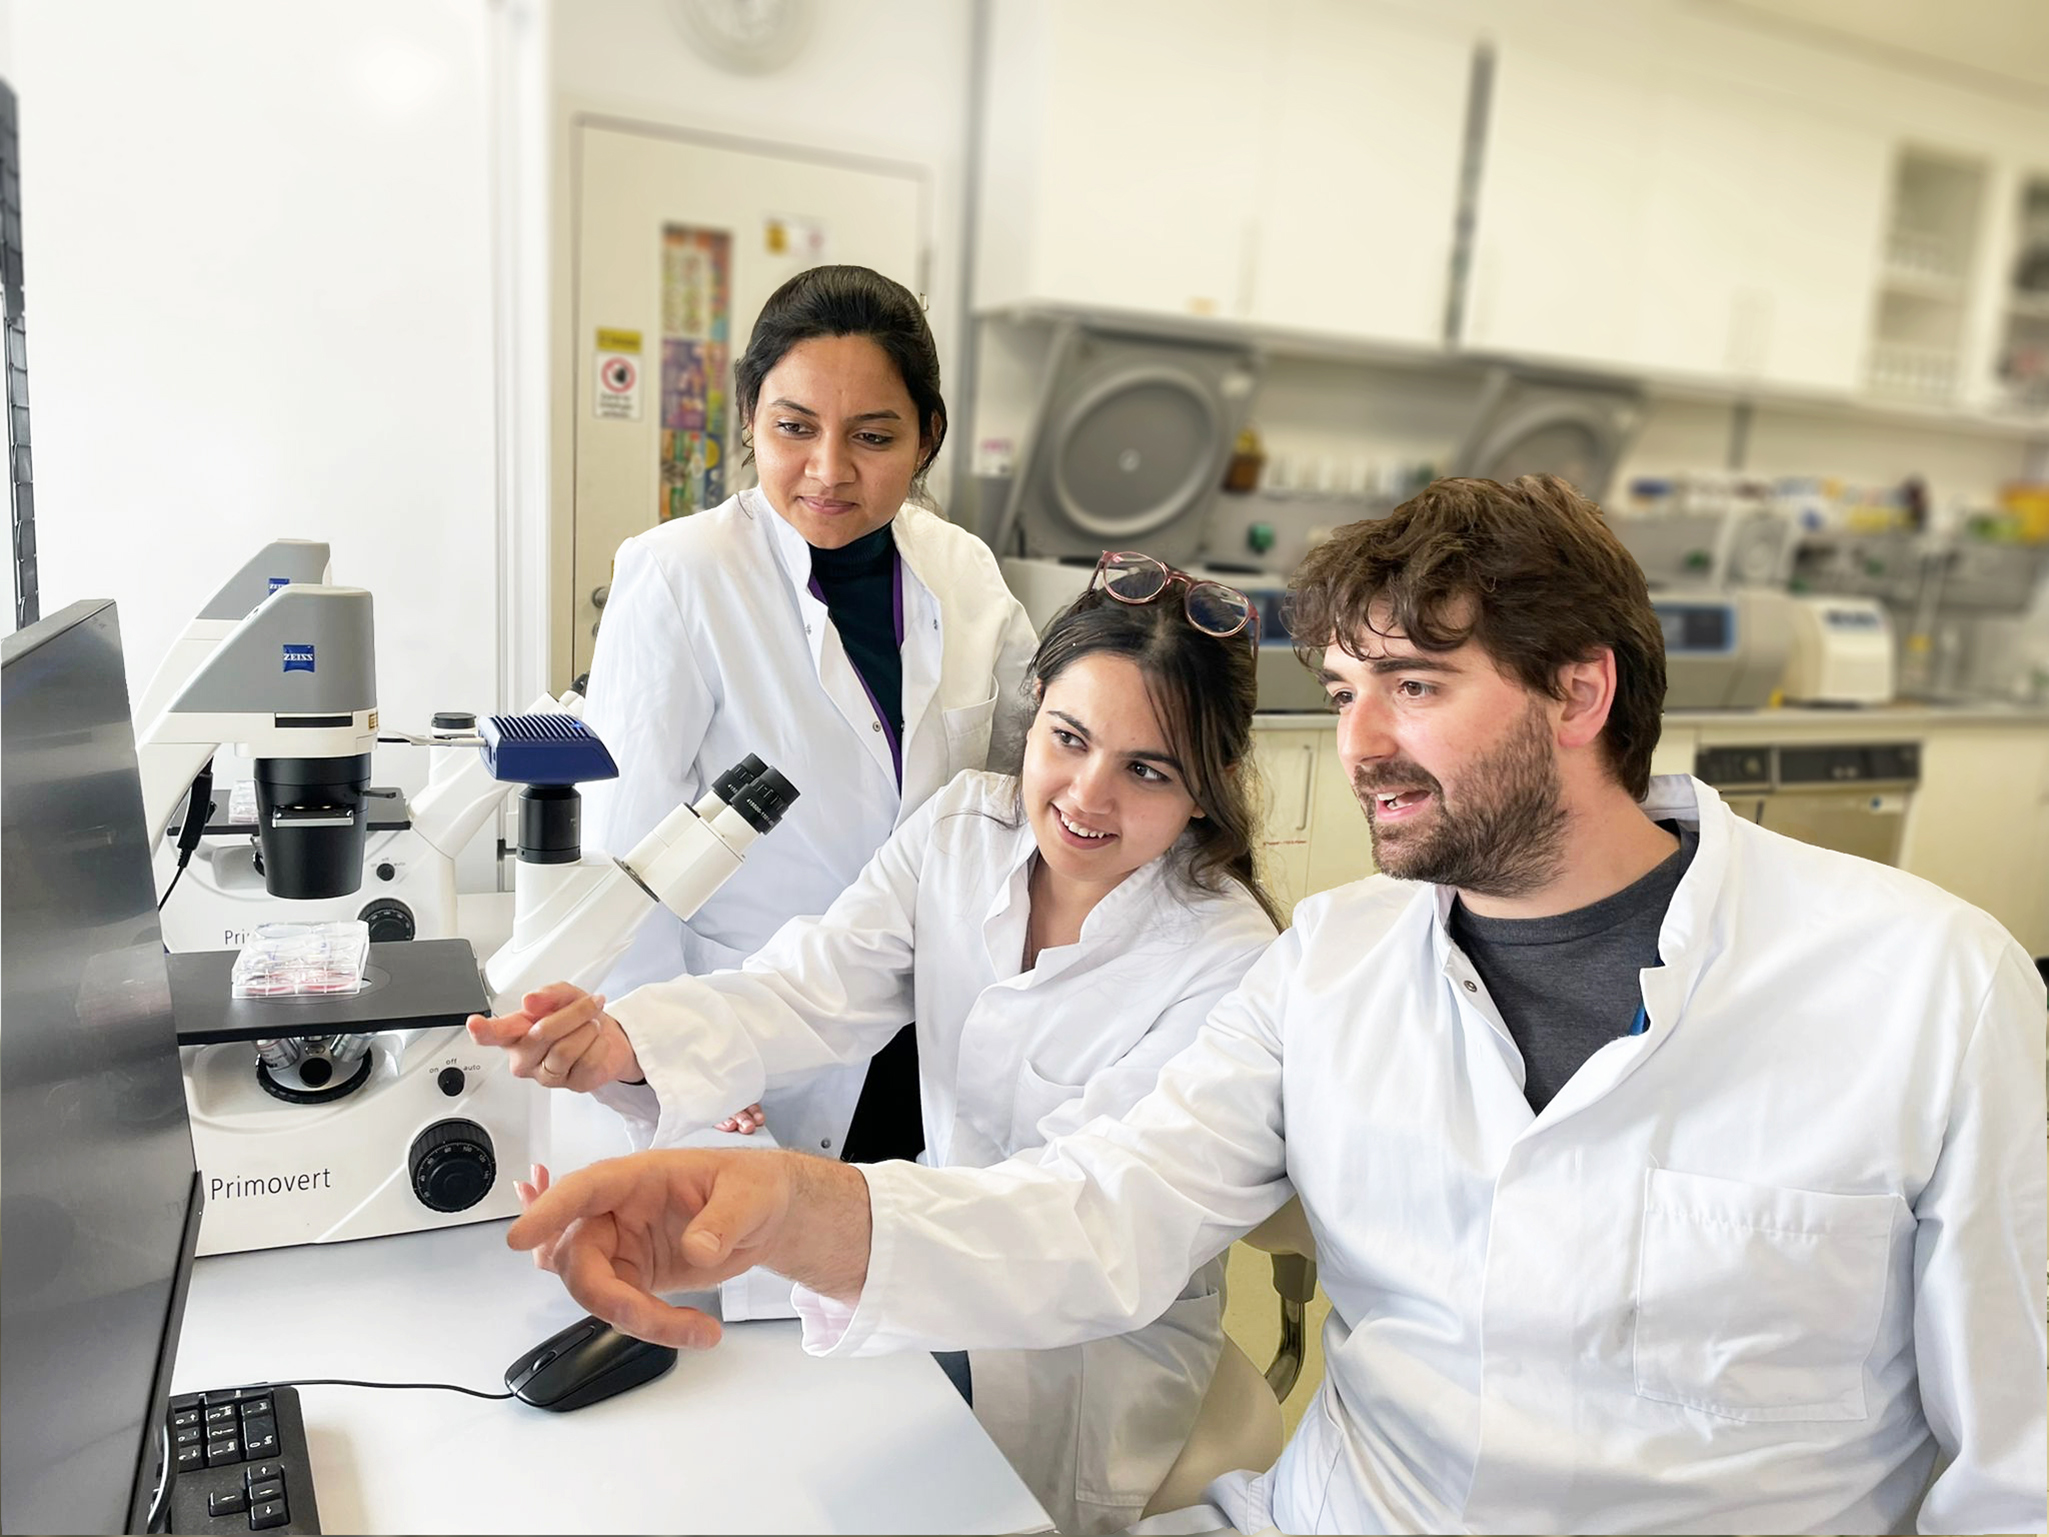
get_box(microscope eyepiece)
[710,754,769,804]
[728,767,800,834]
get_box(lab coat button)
[1462,979,1478,992]
[871,722,882,732]
[820,1137,832,1150]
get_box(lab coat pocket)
[942,689,1000,775]
[1632,1167,1904,1422]
[1074,1281,1224,1514]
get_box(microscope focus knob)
[358,897,415,942]
[408,1118,497,1213]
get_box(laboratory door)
[568,119,927,680]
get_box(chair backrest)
[1244,1195,1315,1258]
[1141,1335,1284,1519]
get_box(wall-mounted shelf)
[1995,174,2049,414]
[982,300,2049,443]
[1867,149,1987,406]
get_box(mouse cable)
[255,1376,517,1400]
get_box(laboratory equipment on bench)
[1652,591,1796,710]
[1450,366,1646,504]
[1694,741,1919,868]
[1782,595,1897,706]
[170,934,529,1258]
[137,581,380,903]
[129,538,335,733]
[166,712,796,1257]
[985,321,1262,566]
[1610,475,1798,593]
[138,544,580,949]
[479,714,802,1011]
[1002,553,1329,713]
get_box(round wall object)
[669,0,818,74]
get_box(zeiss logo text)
[267,576,290,594]
[283,644,316,674]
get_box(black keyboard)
[162,1385,321,1535]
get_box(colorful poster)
[658,225,732,522]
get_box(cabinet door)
[1305,744,1376,896]
[1898,727,2049,958]
[1464,44,1655,369]
[1253,730,1320,921]
[1003,0,1267,318]
[1632,86,1886,390]
[1472,48,1888,392]
[1740,101,1887,392]
[1248,0,1473,345]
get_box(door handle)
[591,583,610,611]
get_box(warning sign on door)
[594,329,642,421]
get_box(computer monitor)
[2,599,204,1535]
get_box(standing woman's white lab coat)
[591,771,1280,1534]
[580,487,1039,1166]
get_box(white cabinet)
[1253,725,1375,921]
[1253,729,1319,919]
[1899,725,2049,958]
[1469,48,1889,393]
[1245,0,1472,345]
[978,0,1263,320]
[1463,45,1655,373]
[974,0,1472,345]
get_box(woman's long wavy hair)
[1021,586,1281,929]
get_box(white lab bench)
[171,1091,1053,1535]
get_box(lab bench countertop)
[170,1094,1052,1536]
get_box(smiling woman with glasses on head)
[468,562,1280,1533]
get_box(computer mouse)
[504,1313,678,1412]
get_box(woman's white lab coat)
[580,488,1038,1166]
[593,771,1280,1534]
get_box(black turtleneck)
[808,522,902,742]
[810,520,923,1166]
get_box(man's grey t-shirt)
[1448,823,1699,1113]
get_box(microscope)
[141,571,800,1255]
[138,540,552,951]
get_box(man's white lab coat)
[798,775,2049,1535]
[597,771,1280,1533]
[581,489,1038,1168]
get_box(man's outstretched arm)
[510,925,1309,1356]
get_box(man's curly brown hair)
[1286,474,1667,798]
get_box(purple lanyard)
[809,549,906,787]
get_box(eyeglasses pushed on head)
[1086,551,1261,649]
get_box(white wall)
[550,0,973,377]
[9,0,535,887]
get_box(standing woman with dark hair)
[577,265,1038,1255]
[472,564,1280,1532]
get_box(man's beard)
[1354,700,1568,898]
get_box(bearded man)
[510,475,2047,1536]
